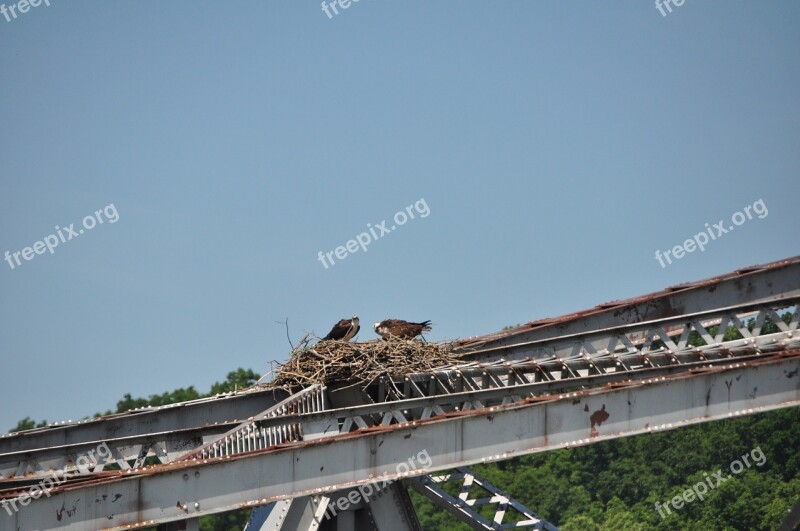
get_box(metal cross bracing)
[1,256,798,530]
[409,468,559,530]
[368,300,800,406]
[455,255,800,353]
[244,481,425,531]
[162,300,799,451]
[176,385,326,462]
[241,470,554,531]
[166,326,799,459]
[452,298,800,366]
[0,385,291,481]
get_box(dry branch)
[264,337,461,391]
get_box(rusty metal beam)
[0,387,287,457]
[409,469,557,530]
[2,353,798,530]
[457,255,800,353]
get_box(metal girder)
[277,482,422,531]
[2,352,798,530]
[245,503,276,530]
[357,482,422,531]
[372,306,800,405]
[177,385,326,462]
[777,498,800,531]
[4,299,796,484]
[156,518,198,531]
[151,330,799,458]
[0,387,288,469]
[457,290,800,365]
[4,322,790,497]
[409,468,557,530]
[457,255,800,354]
[0,386,321,485]
[245,497,330,531]
[0,424,231,483]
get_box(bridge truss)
[1,256,798,530]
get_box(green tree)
[10,416,48,432]
[209,368,260,395]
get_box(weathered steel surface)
[457,255,800,352]
[2,353,797,530]
[369,482,422,531]
[0,387,287,457]
[409,469,558,530]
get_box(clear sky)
[1,1,798,432]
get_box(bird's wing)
[324,319,350,339]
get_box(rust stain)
[589,405,609,438]
[55,500,78,521]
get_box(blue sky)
[1,1,798,431]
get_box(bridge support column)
[246,497,331,530]
[156,517,199,531]
[362,481,422,531]
[251,482,422,531]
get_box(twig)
[275,318,294,349]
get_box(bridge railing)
[176,384,326,462]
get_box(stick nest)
[264,336,462,391]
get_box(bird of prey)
[323,316,360,341]
[373,319,432,340]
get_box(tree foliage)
[9,416,49,433]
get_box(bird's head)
[373,322,380,331]
[351,315,359,325]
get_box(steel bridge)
[1,256,799,531]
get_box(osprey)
[323,316,360,341]
[373,319,432,340]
